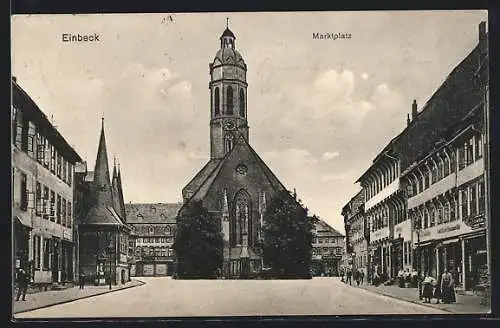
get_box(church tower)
[209,21,249,160]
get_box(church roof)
[182,159,223,199]
[182,135,287,206]
[220,28,235,39]
[213,48,246,69]
[81,205,124,226]
[125,203,182,224]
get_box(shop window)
[20,172,28,211]
[478,182,485,213]
[35,182,42,216]
[469,185,477,216]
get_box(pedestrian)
[346,268,352,285]
[422,272,435,303]
[79,271,86,289]
[360,270,365,285]
[440,268,456,304]
[355,270,360,286]
[340,268,345,283]
[15,268,29,301]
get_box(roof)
[81,205,125,226]
[356,43,481,183]
[182,135,287,207]
[314,219,344,237]
[213,48,246,69]
[125,203,182,224]
[12,79,82,163]
[341,190,364,217]
[182,159,222,200]
[220,28,235,39]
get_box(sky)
[11,11,488,234]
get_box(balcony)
[365,179,399,211]
[408,173,456,209]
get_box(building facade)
[179,25,299,279]
[74,120,132,285]
[12,78,82,287]
[344,22,488,288]
[125,203,181,277]
[341,191,370,277]
[311,219,344,276]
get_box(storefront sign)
[437,224,461,234]
[143,264,154,276]
[422,230,431,237]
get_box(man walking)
[79,271,86,289]
[360,270,365,285]
[15,268,29,301]
[346,267,352,285]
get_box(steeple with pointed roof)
[116,160,127,222]
[82,119,124,226]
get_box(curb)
[354,285,455,314]
[13,279,146,315]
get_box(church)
[180,25,292,279]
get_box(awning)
[440,238,460,246]
[12,208,32,230]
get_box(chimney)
[479,21,487,56]
[407,113,411,126]
[412,100,418,120]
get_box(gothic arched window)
[233,189,251,246]
[214,87,220,116]
[239,89,245,117]
[227,86,234,115]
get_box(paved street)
[15,277,449,318]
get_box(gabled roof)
[183,135,287,206]
[125,203,182,224]
[81,205,124,226]
[182,159,222,199]
[341,190,364,217]
[315,219,345,237]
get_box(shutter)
[28,122,36,154]
[15,118,23,148]
[27,191,35,209]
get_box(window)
[424,169,430,189]
[418,174,423,193]
[224,134,234,153]
[430,207,436,227]
[43,239,51,270]
[33,235,41,269]
[470,185,477,216]
[20,172,28,211]
[50,191,55,221]
[67,162,73,186]
[44,140,51,168]
[437,204,443,225]
[62,198,67,227]
[35,182,42,216]
[443,202,450,223]
[149,226,154,235]
[466,138,474,165]
[239,89,245,117]
[443,155,450,177]
[62,158,67,182]
[214,87,220,116]
[478,182,485,213]
[160,237,166,244]
[437,158,444,180]
[20,117,29,152]
[431,162,438,184]
[43,186,49,219]
[226,86,234,115]
[36,134,45,163]
[450,150,456,173]
[423,210,429,229]
[56,194,61,224]
[450,194,457,221]
[27,121,36,156]
[67,201,72,228]
[458,145,465,170]
[475,134,483,160]
[12,105,20,147]
[155,237,161,243]
[161,247,167,257]
[461,189,468,219]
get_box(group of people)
[421,268,457,304]
[340,266,365,286]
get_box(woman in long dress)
[441,268,456,303]
[422,272,435,303]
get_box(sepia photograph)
[11,10,491,319]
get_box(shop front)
[463,232,487,291]
[391,237,403,278]
[437,238,463,288]
[14,217,31,273]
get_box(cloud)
[361,73,369,80]
[322,151,340,161]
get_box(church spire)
[116,159,127,221]
[220,18,236,49]
[93,118,113,208]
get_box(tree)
[262,190,316,279]
[173,200,223,279]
